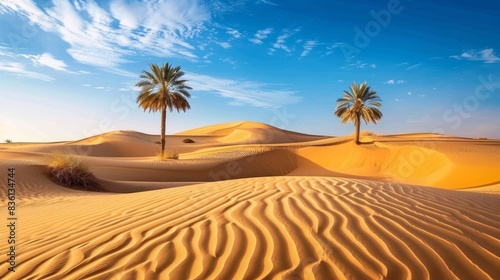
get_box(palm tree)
[136,63,192,158]
[334,82,382,144]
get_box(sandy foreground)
[0,121,499,279]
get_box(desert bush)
[155,140,161,144]
[47,151,103,192]
[5,139,12,143]
[183,138,195,143]
[157,149,179,160]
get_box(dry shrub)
[182,138,195,143]
[157,149,179,160]
[47,151,103,192]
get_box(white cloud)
[0,48,60,80]
[384,79,405,85]
[300,41,317,58]
[221,57,237,67]
[250,28,273,45]
[341,61,375,70]
[256,0,277,5]
[451,48,500,63]
[407,92,412,95]
[185,72,300,108]
[406,63,421,70]
[0,0,211,68]
[0,61,53,81]
[219,42,231,49]
[226,28,242,39]
[22,53,69,71]
[270,28,301,54]
[325,43,343,56]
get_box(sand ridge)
[0,177,499,279]
[1,121,499,279]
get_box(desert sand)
[1,121,499,279]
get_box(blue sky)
[1,0,499,142]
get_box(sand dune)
[1,121,499,279]
[1,177,499,279]
[176,121,328,144]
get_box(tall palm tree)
[136,63,192,158]
[334,81,382,144]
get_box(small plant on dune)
[5,139,13,143]
[182,138,195,143]
[47,151,103,192]
[156,149,179,160]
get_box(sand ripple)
[1,177,499,280]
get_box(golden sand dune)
[1,121,499,279]
[176,121,328,144]
[1,177,499,279]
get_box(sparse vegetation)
[47,151,103,192]
[5,139,13,143]
[156,149,179,160]
[183,138,195,143]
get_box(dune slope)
[1,177,499,280]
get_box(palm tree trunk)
[355,113,361,145]
[160,106,166,157]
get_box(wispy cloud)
[185,72,300,108]
[269,28,301,54]
[406,63,421,70]
[325,42,343,56]
[226,28,242,39]
[300,41,318,58]
[250,28,273,45]
[219,42,232,49]
[220,57,237,68]
[0,0,210,68]
[450,48,500,63]
[384,79,405,85]
[0,61,54,81]
[21,53,69,72]
[255,0,277,5]
[0,48,68,80]
[341,61,375,70]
